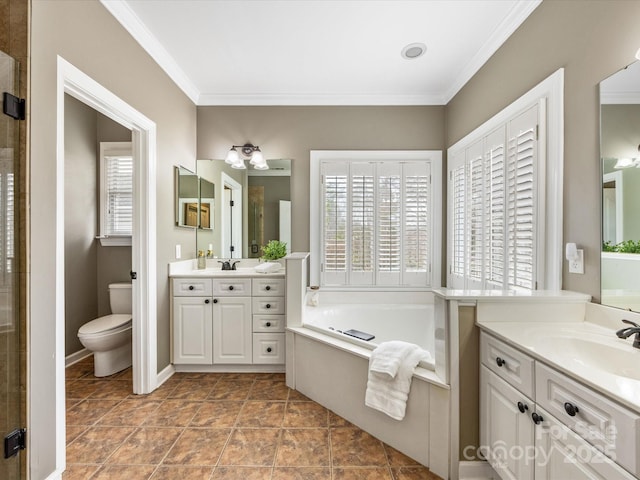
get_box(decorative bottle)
[197,250,206,270]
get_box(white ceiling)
[101,0,541,106]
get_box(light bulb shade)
[614,158,634,169]
[249,149,264,166]
[231,158,246,169]
[253,162,269,170]
[225,147,239,165]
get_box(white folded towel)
[254,262,282,274]
[365,341,432,421]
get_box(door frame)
[220,172,243,258]
[54,56,157,464]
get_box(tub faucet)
[615,319,640,349]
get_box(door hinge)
[4,428,26,459]
[130,270,137,280]
[230,245,235,252]
[2,92,25,120]
[229,200,234,207]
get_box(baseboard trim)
[156,364,175,388]
[459,460,497,479]
[65,348,92,367]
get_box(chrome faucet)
[615,319,640,349]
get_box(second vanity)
[475,297,640,480]
[169,260,286,371]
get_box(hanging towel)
[365,342,432,420]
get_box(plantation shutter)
[466,141,484,289]
[377,162,402,285]
[350,162,375,285]
[484,126,506,289]
[322,161,348,285]
[506,106,538,290]
[402,162,431,286]
[449,151,466,289]
[105,155,133,236]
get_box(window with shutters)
[310,151,442,289]
[447,69,564,291]
[99,142,133,246]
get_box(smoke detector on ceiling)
[401,43,427,60]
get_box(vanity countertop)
[169,267,285,278]
[477,318,640,413]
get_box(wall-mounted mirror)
[174,166,199,228]
[600,60,640,312]
[196,159,291,259]
[199,177,214,230]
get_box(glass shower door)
[0,49,21,480]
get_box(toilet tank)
[109,282,132,314]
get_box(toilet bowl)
[78,282,132,377]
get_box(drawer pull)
[265,303,271,309]
[188,285,194,291]
[213,299,218,304]
[531,412,544,425]
[266,285,271,291]
[204,299,210,304]
[496,357,506,367]
[228,285,234,291]
[266,347,272,353]
[266,322,272,327]
[517,401,529,413]
[563,402,579,417]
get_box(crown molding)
[443,0,542,103]
[197,92,447,106]
[600,91,640,104]
[100,0,200,104]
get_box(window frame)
[99,141,133,247]
[310,150,442,290]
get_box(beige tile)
[287,389,311,402]
[237,401,285,428]
[168,379,215,401]
[163,428,230,466]
[114,368,133,381]
[143,400,201,427]
[66,399,120,426]
[249,379,289,401]
[384,445,420,466]
[66,426,135,464]
[65,425,88,444]
[390,467,442,480]
[97,399,163,426]
[328,411,354,428]
[208,380,253,401]
[90,380,133,400]
[275,429,329,467]
[181,372,223,383]
[272,467,331,479]
[151,465,214,480]
[256,372,286,381]
[190,401,243,428]
[66,379,103,400]
[220,373,257,381]
[218,428,281,466]
[65,361,94,380]
[92,464,155,480]
[330,428,388,467]
[62,464,100,480]
[107,427,183,465]
[334,467,393,479]
[283,402,328,428]
[212,466,272,479]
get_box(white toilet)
[78,282,132,377]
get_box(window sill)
[97,236,132,247]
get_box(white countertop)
[477,319,640,413]
[433,288,591,303]
[170,267,285,278]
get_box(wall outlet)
[568,249,584,274]
[175,244,181,259]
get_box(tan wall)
[30,0,197,476]
[446,0,640,301]
[457,306,479,460]
[197,106,446,254]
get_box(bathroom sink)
[533,335,640,381]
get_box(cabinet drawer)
[252,278,285,296]
[252,333,285,364]
[536,362,640,476]
[173,278,212,296]
[212,278,252,296]
[480,332,535,398]
[252,314,285,333]
[252,297,285,315]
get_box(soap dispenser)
[197,250,206,270]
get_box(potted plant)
[261,239,288,261]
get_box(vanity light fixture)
[613,144,640,169]
[224,143,269,170]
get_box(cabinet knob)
[496,357,506,367]
[563,402,579,417]
[265,303,271,309]
[266,285,271,291]
[188,285,194,291]
[531,412,544,425]
[517,401,528,414]
[228,285,234,291]
[204,299,210,304]
[213,299,218,304]
[266,347,272,353]
[266,322,272,327]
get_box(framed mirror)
[196,158,291,259]
[600,60,640,312]
[199,177,214,230]
[174,166,199,228]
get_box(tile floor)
[64,357,442,480]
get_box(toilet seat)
[78,314,132,338]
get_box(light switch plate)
[568,249,584,274]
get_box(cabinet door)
[213,297,252,364]
[481,366,535,480]
[173,296,213,364]
[535,406,637,480]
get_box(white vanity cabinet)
[251,278,286,364]
[480,332,637,480]
[212,278,252,364]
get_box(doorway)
[221,172,242,259]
